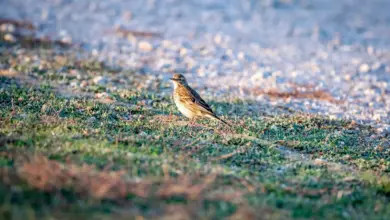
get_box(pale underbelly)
[175,101,196,118]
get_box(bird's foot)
[188,118,202,127]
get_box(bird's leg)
[189,116,200,127]
[189,117,195,126]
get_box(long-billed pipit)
[170,74,231,127]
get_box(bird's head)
[170,74,188,86]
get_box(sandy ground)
[1,0,390,133]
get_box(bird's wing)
[179,85,214,115]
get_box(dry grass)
[9,154,150,199]
[0,150,268,220]
[110,27,162,38]
[0,18,74,48]
[252,88,343,104]
[13,34,73,48]
[0,69,18,77]
[157,174,217,200]
[0,152,252,203]
[231,82,344,104]
[0,18,35,30]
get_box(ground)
[0,0,390,219]
[0,35,389,219]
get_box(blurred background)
[1,0,390,131]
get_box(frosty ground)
[1,0,389,131]
[0,0,389,219]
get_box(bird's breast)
[173,91,196,118]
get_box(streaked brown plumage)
[170,74,230,127]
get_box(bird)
[170,73,231,127]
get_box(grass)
[0,29,390,220]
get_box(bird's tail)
[208,114,232,127]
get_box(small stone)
[313,158,327,165]
[80,80,88,88]
[343,176,355,182]
[138,41,153,52]
[127,34,137,44]
[70,81,79,87]
[0,24,15,32]
[61,36,72,44]
[377,126,390,135]
[214,34,222,44]
[95,92,111,99]
[237,52,245,60]
[359,63,370,73]
[93,76,108,85]
[4,33,16,42]
[0,24,6,32]
[250,72,263,81]
[367,46,374,55]
[343,154,351,160]
[373,114,381,121]
[162,40,173,48]
[374,145,383,152]
[179,47,187,56]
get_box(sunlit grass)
[0,40,389,219]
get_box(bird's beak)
[169,78,178,81]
